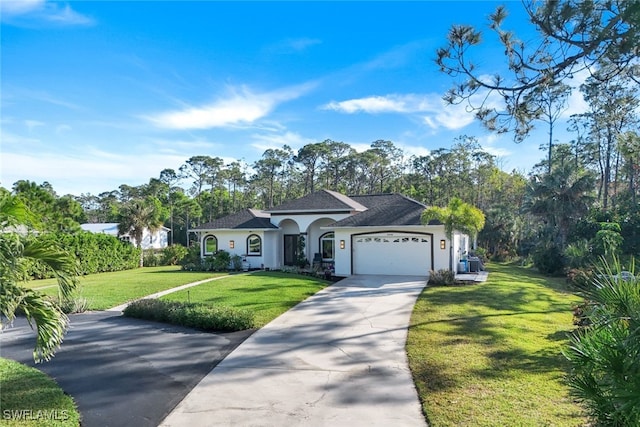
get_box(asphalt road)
[1,312,253,427]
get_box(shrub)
[180,243,203,270]
[231,254,243,271]
[565,267,595,289]
[212,250,231,271]
[25,231,139,278]
[532,243,565,275]
[123,299,255,331]
[472,247,489,263]
[564,240,592,269]
[565,257,640,426]
[428,269,456,286]
[161,244,188,265]
[59,296,90,314]
[143,250,162,267]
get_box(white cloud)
[1,0,95,26]
[324,93,481,131]
[561,68,591,118]
[24,120,45,132]
[0,0,43,15]
[424,103,476,130]
[477,134,512,158]
[147,83,315,130]
[399,144,430,158]
[323,95,416,114]
[0,150,185,196]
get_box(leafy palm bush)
[565,257,640,426]
[564,239,593,269]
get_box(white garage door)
[352,232,431,276]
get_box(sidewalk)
[160,275,428,427]
[107,275,236,312]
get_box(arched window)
[320,232,335,261]
[247,234,262,256]
[203,235,218,255]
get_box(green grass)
[0,358,80,427]
[162,271,329,326]
[407,263,588,427]
[23,266,226,310]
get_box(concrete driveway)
[161,275,428,427]
[0,312,252,427]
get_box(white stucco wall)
[270,212,352,234]
[332,225,452,277]
[198,230,280,270]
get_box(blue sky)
[1,1,589,196]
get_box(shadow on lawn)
[410,265,578,394]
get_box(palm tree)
[565,257,640,426]
[524,155,595,248]
[117,198,163,267]
[0,190,79,362]
[421,197,486,242]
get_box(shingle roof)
[192,209,278,230]
[331,194,428,227]
[268,189,367,213]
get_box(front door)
[284,234,298,266]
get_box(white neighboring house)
[190,190,470,277]
[80,223,170,250]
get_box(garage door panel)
[352,232,431,276]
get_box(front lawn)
[0,358,80,427]
[407,263,588,426]
[162,271,329,326]
[23,266,226,310]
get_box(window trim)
[320,232,335,261]
[203,235,218,255]
[246,234,262,256]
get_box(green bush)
[565,258,640,426]
[564,240,593,269]
[26,231,139,278]
[181,247,232,272]
[161,244,188,265]
[212,250,231,271]
[428,269,456,286]
[533,243,565,275]
[180,243,203,270]
[123,299,255,331]
[143,250,162,267]
[231,254,243,271]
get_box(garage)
[352,232,432,276]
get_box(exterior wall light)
[340,240,345,249]
[440,240,446,250]
[229,240,235,249]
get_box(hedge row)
[27,232,140,278]
[123,299,255,331]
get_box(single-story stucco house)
[80,223,170,250]
[190,190,469,277]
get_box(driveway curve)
[161,275,428,427]
[1,312,252,427]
